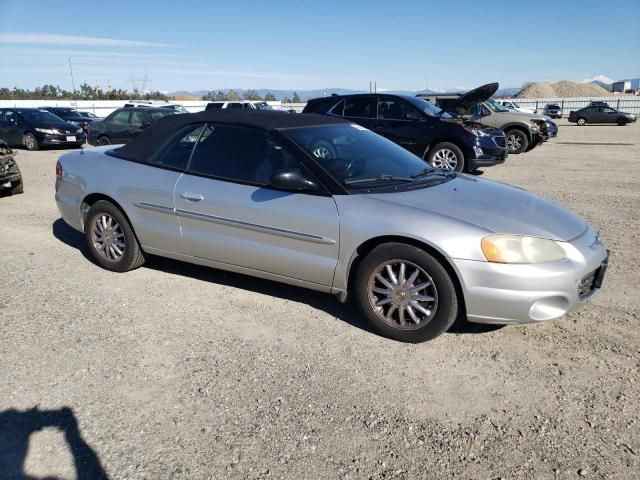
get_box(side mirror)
[404,111,423,121]
[270,169,317,192]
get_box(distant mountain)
[581,75,613,85]
[170,87,446,101]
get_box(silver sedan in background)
[55,110,608,342]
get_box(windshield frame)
[279,123,455,194]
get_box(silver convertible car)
[55,110,608,342]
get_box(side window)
[130,110,147,127]
[110,110,131,125]
[187,125,300,185]
[377,98,417,120]
[228,103,244,109]
[603,107,615,113]
[343,97,375,118]
[328,99,345,116]
[150,123,205,170]
[5,111,18,124]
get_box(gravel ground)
[1,119,639,480]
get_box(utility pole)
[68,57,76,92]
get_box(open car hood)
[447,82,499,114]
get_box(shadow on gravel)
[0,406,108,479]
[52,218,375,336]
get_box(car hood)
[447,82,499,114]
[367,175,587,241]
[32,121,81,132]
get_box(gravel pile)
[518,80,612,98]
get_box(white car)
[123,100,190,114]
[498,100,536,114]
[205,100,274,111]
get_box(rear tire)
[426,142,465,172]
[23,132,39,151]
[505,129,529,154]
[84,200,145,272]
[577,117,587,126]
[97,135,112,146]
[355,243,459,342]
[11,181,24,195]
[617,118,627,126]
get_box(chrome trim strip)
[175,208,336,245]
[133,201,175,214]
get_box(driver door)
[374,96,430,157]
[174,124,340,287]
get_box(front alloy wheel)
[355,243,459,342]
[367,260,438,329]
[431,149,459,170]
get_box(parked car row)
[55,109,609,342]
[417,83,557,157]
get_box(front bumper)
[542,121,558,140]
[36,132,86,147]
[453,227,608,325]
[468,136,508,170]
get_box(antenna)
[68,57,76,92]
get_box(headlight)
[34,128,56,134]
[481,235,566,264]
[464,127,491,137]
[529,122,540,132]
[76,128,83,134]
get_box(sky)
[0,0,638,93]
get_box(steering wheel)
[343,155,364,179]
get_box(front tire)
[97,135,112,146]
[505,129,529,154]
[426,142,465,172]
[577,117,587,126]
[355,243,459,342]
[23,132,39,151]
[617,118,627,126]
[84,200,145,272]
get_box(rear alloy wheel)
[617,118,627,126]
[577,118,587,126]
[426,142,465,172]
[23,132,39,151]
[355,243,459,342]
[84,200,145,272]
[505,129,529,154]
[97,135,112,146]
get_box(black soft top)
[113,110,349,162]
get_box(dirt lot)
[1,119,639,480]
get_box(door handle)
[181,192,204,202]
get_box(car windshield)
[253,102,273,110]
[172,105,190,114]
[284,124,453,190]
[66,109,83,117]
[407,97,451,119]
[18,109,63,123]
[547,104,560,108]
[485,98,511,113]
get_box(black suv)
[87,107,176,146]
[303,94,507,172]
[0,108,86,150]
[42,107,94,132]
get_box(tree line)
[0,83,168,101]
[202,89,302,103]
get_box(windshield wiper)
[411,168,456,179]
[344,174,414,185]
